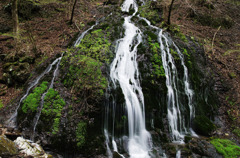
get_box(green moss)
[210,139,240,158]
[22,81,48,113]
[41,88,65,134]
[0,136,19,156]
[0,99,3,110]
[148,36,165,78]
[76,29,112,63]
[138,1,161,25]
[144,31,158,41]
[193,115,216,136]
[76,121,86,147]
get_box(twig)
[212,26,221,55]
[75,20,81,31]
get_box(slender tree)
[167,0,175,31]
[11,0,19,40]
[70,0,78,25]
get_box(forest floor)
[0,0,240,147]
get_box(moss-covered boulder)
[210,139,240,158]
[193,115,217,136]
[0,135,19,157]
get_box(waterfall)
[7,57,62,127]
[176,150,181,158]
[105,0,152,157]
[32,56,62,140]
[138,14,196,141]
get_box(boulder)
[193,115,216,136]
[0,135,19,157]
[14,137,53,158]
[188,139,223,157]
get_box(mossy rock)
[0,135,19,157]
[193,115,217,136]
[113,151,122,158]
[184,136,192,143]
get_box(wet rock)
[193,115,217,136]
[14,137,53,158]
[188,139,223,157]
[184,136,192,143]
[113,151,122,158]
[0,135,19,157]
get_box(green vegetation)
[22,81,48,113]
[138,1,161,25]
[148,36,165,78]
[76,29,112,63]
[170,25,188,42]
[76,121,86,147]
[210,139,240,158]
[0,99,3,110]
[42,88,65,135]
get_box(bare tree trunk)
[70,0,78,25]
[12,0,19,40]
[167,0,175,31]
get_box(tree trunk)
[11,0,19,39]
[70,0,78,25]
[167,0,175,31]
[68,0,73,19]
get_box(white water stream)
[138,14,196,141]
[32,56,62,140]
[7,57,62,127]
[106,0,152,157]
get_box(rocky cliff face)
[1,0,240,157]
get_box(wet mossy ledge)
[193,115,217,136]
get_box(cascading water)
[105,0,152,157]
[32,56,62,140]
[7,57,62,127]
[138,13,196,141]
